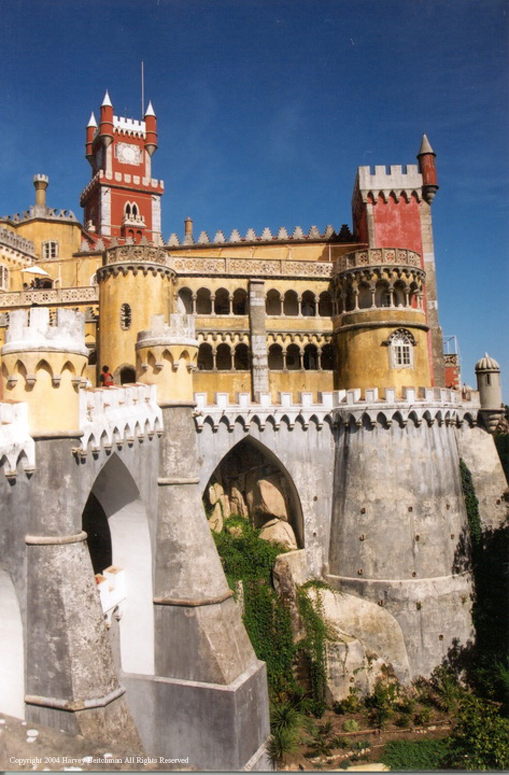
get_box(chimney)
[33,175,49,209]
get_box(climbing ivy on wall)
[212,515,331,711]
[459,458,482,546]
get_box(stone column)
[249,279,269,397]
[1,309,141,747]
[134,315,270,770]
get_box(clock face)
[117,142,142,165]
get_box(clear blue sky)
[0,0,507,398]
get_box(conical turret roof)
[101,90,113,107]
[418,134,435,155]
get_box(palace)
[0,93,506,770]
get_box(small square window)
[42,241,58,260]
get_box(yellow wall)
[99,269,173,379]
[335,309,430,395]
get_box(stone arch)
[198,342,213,370]
[214,287,230,315]
[119,365,136,384]
[232,288,247,315]
[82,454,154,675]
[266,289,282,315]
[196,287,212,315]
[204,436,304,549]
[283,290,299,316]
[0,566,24,718]
[178,287,193,314]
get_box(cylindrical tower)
[97,244,175,382]
[1,307,88,436]
[332,247,430,396]
[33,174,49,211]
[475,353,503,432]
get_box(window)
[0,265,9,290]
[388,329,415,369]
[120,303,132,330]
[42,241,58,260]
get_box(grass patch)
[381,738,450,770]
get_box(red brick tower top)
[80,91,164,244]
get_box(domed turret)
[475,352,503,432]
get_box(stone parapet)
[167,223,353,247]
[3,308,89,356]
[355,164,423,204]
[334,247,422,274]
[193,387,480,433]
[78,383,163,454]
[0,286,99,309]
[0,401,35,477]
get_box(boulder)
[259,518,297,550]
[256,476,288,521]
[208,502,223,533]
[219,493,231,519]
[208,481,224,506]
[230,486,249,519]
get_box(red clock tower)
[80,91,164,244]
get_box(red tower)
[80,91,164,244]
[351,135,444,386]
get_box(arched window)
[198,343,213,370]
[132,204,138,217]
[283,290,299,316]
[120,366,136,384]
[358,283,371,309]
[196,288,212,315]
[216,343,232,371]
[125,203,131,217]
[178,287,193,314]
[214,288,230,315]
[388,329,415,369]
[232,289,247,315]
[234,343,250,371]
[286,343,301,370]
[120,303,132,330]
[318,292,332,317]
[0,265,9,290]
[303,344,319,370]
[301,291,316,317]
[266,289,282,316]
[268,344,284,370]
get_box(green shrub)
[333,687,362,714]
[266,726,299,766]
[446,694,509,770]
[342,718,359,732]
[296,583,333,716]
[381,738,450,770]
[414,706,433,725]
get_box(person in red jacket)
[99,365,114,387]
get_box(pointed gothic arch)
[204,435,304,548]
[82,454,154,675]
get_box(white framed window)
[42,241,58,260]
[0,265,9,290]
[388,328,416,369]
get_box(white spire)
[144,100,156,117]
[101,90,113,107]
[87,111,98,128]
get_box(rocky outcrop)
[259,518,298,550]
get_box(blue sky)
[0,0,507,397]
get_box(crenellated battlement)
[3,308,89,356]
[355,164,423,204]
[0,401,35,477]
[167,223,353,247]
[1,207,78,224]
[193,388,480,433]
[0,225,36,258]
[78,383,163,455]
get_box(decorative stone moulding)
[335,248,422,275]
[0,401,35,477]
[170,256,333,279]
[78,383,163,456]
[0,286,99,309]
[193,388,481,434]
